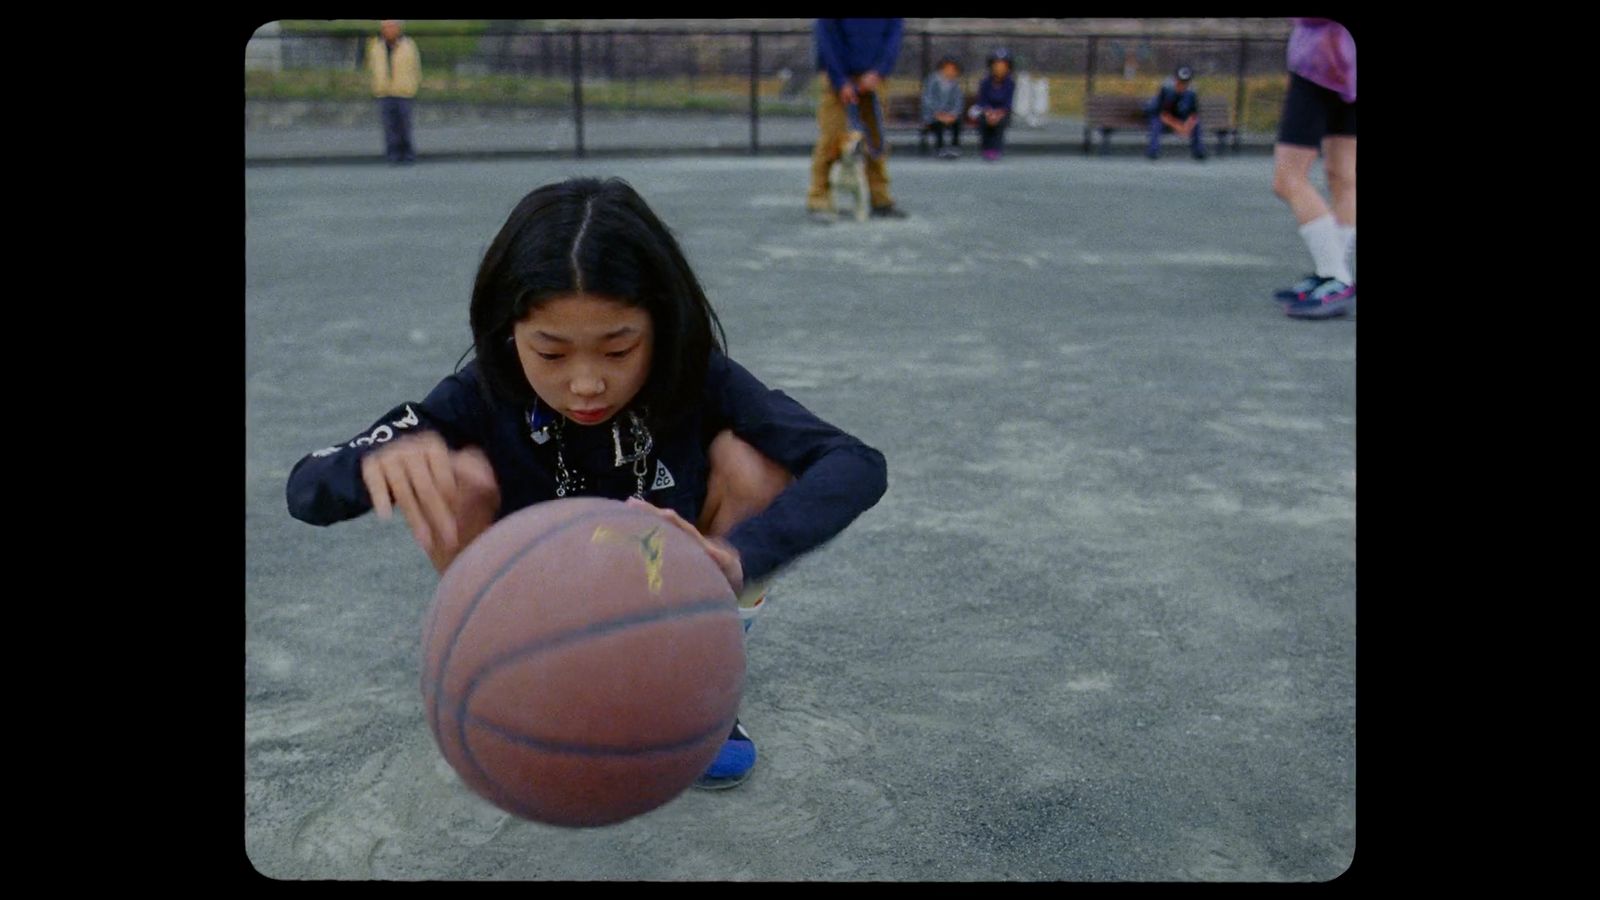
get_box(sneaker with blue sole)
[694,719,756,790]
[1285,277,1354,319]
[1273,273,1324,303]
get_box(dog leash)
[844,92,887,159]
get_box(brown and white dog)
[830,126,870,222]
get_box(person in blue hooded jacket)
[806,18,908,219]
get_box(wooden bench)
[879,92,985,156]
[880,93,931,155]
[1083,92,1240,156]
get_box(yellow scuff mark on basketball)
[592,525,666,594]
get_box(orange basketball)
[420,497,744,827]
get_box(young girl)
[972,49,1016,162]
[286,177,889,789]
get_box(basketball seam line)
[456,597,740,777]
[428,506,628,754]
[467,708,735,757]
[463,595,739,693]
[429,505,740,804]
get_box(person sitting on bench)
[1144,65,1207,160]
[973,49,1016,162]
[922,57,965,159]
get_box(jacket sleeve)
[285,370,490,526]
[814,19,849,91]
[709,355,888,585]
[874,19,903,76]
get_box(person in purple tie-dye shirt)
[1270,19,1357,320]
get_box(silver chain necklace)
[534,407,654,499]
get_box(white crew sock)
[1298,214,1352,283]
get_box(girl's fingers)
[626,499,744,593]
[361,456,394,520]
[427,440,459,512]
[402,446,456,551]
[628,497,711,553]
[627,497,696,537]
[702,537,745,595]
[381,455,432,551]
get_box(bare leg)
[697,429,793,626]
[698,430,794,539]
[1322,135,1356,227]
[694,431,791,786]
[1272,143,1330,225]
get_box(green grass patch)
[274,20,488,60]
[278,20,489,36]
[246,69,370,100]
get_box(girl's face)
[940,63,959,80]
[513,293,654,427]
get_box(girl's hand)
[361,431,501,568]
[625,497,745,595]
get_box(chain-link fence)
[245,25,1293,159]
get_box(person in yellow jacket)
[367,20,421,164]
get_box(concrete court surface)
[244,151,1355,882]
[244,107,1263,163]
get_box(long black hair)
[465,177,727,433]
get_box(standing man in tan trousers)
[807,18,908,221]
[367,20,422,164]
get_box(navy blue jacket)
[1145,79,1199,119]
[814,18,903,91]
[285,352,888,585]
[975,74,1015,113]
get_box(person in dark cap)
[972,49,1016,161]
[1143,65,1207,160]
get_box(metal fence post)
[1234,38,1248,152]
[1083,35,1098,153]
[920,30,932,156]
[572,32,585,159]
[750,31,761,155]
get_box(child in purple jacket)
[972,49,1016,161]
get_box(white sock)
[1299,215,1352,283]
[1339,224,1356,281]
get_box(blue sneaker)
[694,720,756,790]
[1273,273,1324,303]
[1285,277,1354,319]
